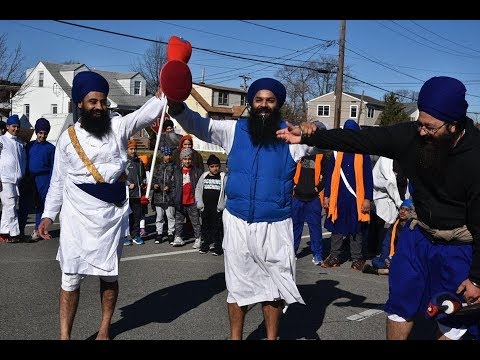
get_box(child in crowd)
[152,146,177,244]
[124,139,146,246]
[195,154,227,255]
[171,148,203,247]
[362,198,415,275]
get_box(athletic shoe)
[192,238,201,249]
[123,239,132,246]
[133,236,145,245]
[172,236,185,247]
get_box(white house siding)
[193,85,213,105]
[12,63,71,129]
[116,78,131,96]
[307,92,383,128]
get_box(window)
[39,71,44,87]
[24,104,30,119]
[367,107,374,118]
[350,105,358,118]
[51,104,58,114]
[134,81,141,95]
[317,105,330,117]
[218,92,228,106]
[240,95,246,106]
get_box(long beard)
[80,108,111,139]
[248,107,282,145]
[415,131,456,177]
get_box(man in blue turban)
[165,77,319,340]
[37,70,167,340]
[277,76,480,340]
[72,71,111,139]
[0,113,26,243]
[18,117,55,242]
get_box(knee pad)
[61,273,86,291]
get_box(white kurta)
[43,96,166,276]
[0,132,26,236]
[173,107,314,306]
[372,156,405,225]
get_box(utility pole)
[239,75,251,91]
[334,20,346,129]
[357,90,364,125]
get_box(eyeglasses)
[415,121,448,135]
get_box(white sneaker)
[172,236,185,247]
[31,230,40,241]
[192,238,201,249]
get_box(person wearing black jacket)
[277,76,480,340]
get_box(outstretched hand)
[38,218,53,240]
[276,121,319,144]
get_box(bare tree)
[131,38,167,95]
[0,33,25,82]
[275,55,356,123]
[394,89,418,104]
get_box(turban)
[401,198,414,210]
[162,119,174,131]
[72,71,109,104]
[127,139,137,148]
[6,114,20,126]
[417,76,468,123]
[207,154,220,166]
[247,78,286,108]
[179,147,193,160]
[343,119,360,131]
[160,146,173,156]
[178,134,193,149]
[35,118,50,133]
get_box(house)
[306,91,385,128]
[403,102,418,122]
[0,80,21,121]
[10,61,151,145]
[167,82,248,154]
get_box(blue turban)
[35,117,51,133]
[6,114,20,126]
[72,71,109,104]
[247,78,286,108]
[160,146,173,156]
[401,198,414,210]
[343,118,360,130]
[417,76,468,123]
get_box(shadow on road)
[246,279,383,340]
[90,272,226,340]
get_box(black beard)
[80,108,111,139]
[248,107,282,145]
[415,130,456,178]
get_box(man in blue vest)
[166,78,318,340]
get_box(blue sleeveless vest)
[225,119,296,223]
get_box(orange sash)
[327,152,370,223]
[388,219,399,257]
[293,154,324,204]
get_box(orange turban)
[127,139,137,149]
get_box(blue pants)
[384,225,473,330]
[292,196,323,262]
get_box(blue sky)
[2,20,480,120]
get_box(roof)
[193,82,247,94]
[190,87,247,117]
[403,102,418,115]
[344,92,385,107]
[42,62,150,110]
[307,91,385,107]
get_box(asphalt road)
[0,210,440,344]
